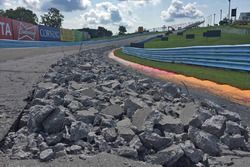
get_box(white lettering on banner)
[40,29,60,39]
[0,22,4,35]
[17,22,37,40]
[5,23,12,36]
[0,21,12,36]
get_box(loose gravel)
[1,46,250,167]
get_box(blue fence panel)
[39,25,60,41]
[0,32,158,48]
[122,45,250,72]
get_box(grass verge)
[231,24,250,29]
[145,26,250,48]
[114,49,250,90]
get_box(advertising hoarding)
[60,28,75,42]
[203,30,221,38]
[83,31,91,40]
[0,17,14,40]
[74,30,83,42]
[12,20,39,41]
[231,9,237,17]
[39,25,60,41]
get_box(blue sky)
[0,0,249,33]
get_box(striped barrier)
[122,45,250,71]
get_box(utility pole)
[209,15,211,26]
[228,0,231,20]
[210,15,213,25]
[220,9,223,21]
[214,13,216,25]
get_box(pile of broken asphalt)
[1,46,250,167]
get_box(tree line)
[0,7,63,28]
[0,7,127,38]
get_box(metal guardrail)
[122,45,250,71]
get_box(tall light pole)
[210,15,213,25]
[228,0,231,20]
[214,13,216,25]
[220,9,223,21]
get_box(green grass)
[145,26,250,48]
[115,49,250,90]
[231,24,250,29]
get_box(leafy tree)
[106,30,113,37]
[41,8,64,28]
[119,25,127,35]
[80,28,98,38]
[2,7,38,24]
[97,26,106,37]
[79,27,113,38]
[219,17,230,26]
[0,9,4,16]
[97,26,113,37]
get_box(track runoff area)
[113,26,250,107]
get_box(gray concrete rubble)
[1,47,250,167]
[39,149,54,161]
[146,144,184,166]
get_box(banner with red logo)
[0,17,14,40]
[12,20,39,41]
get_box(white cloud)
[0,0,17,9]
[118,0,161,7]
[0,0,91,11]
[78,1,144,33]
[161,0,203,22]
[79,0,161,32]
[0,0,43,10]
[81,2,122,25]
[41,0,91,11]
[22,0,41,9]
[80,0,91,8]
[0,0,159,32]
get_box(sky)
[0,0,249,34]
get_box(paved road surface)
[0,153,161,167]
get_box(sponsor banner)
[0,17,14,40]
[83,31,91,40]
[39,25,60,41]
[231,9,237,17]
[12,20,39,41]
[60,28,75,42]
[74,30,83,42]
